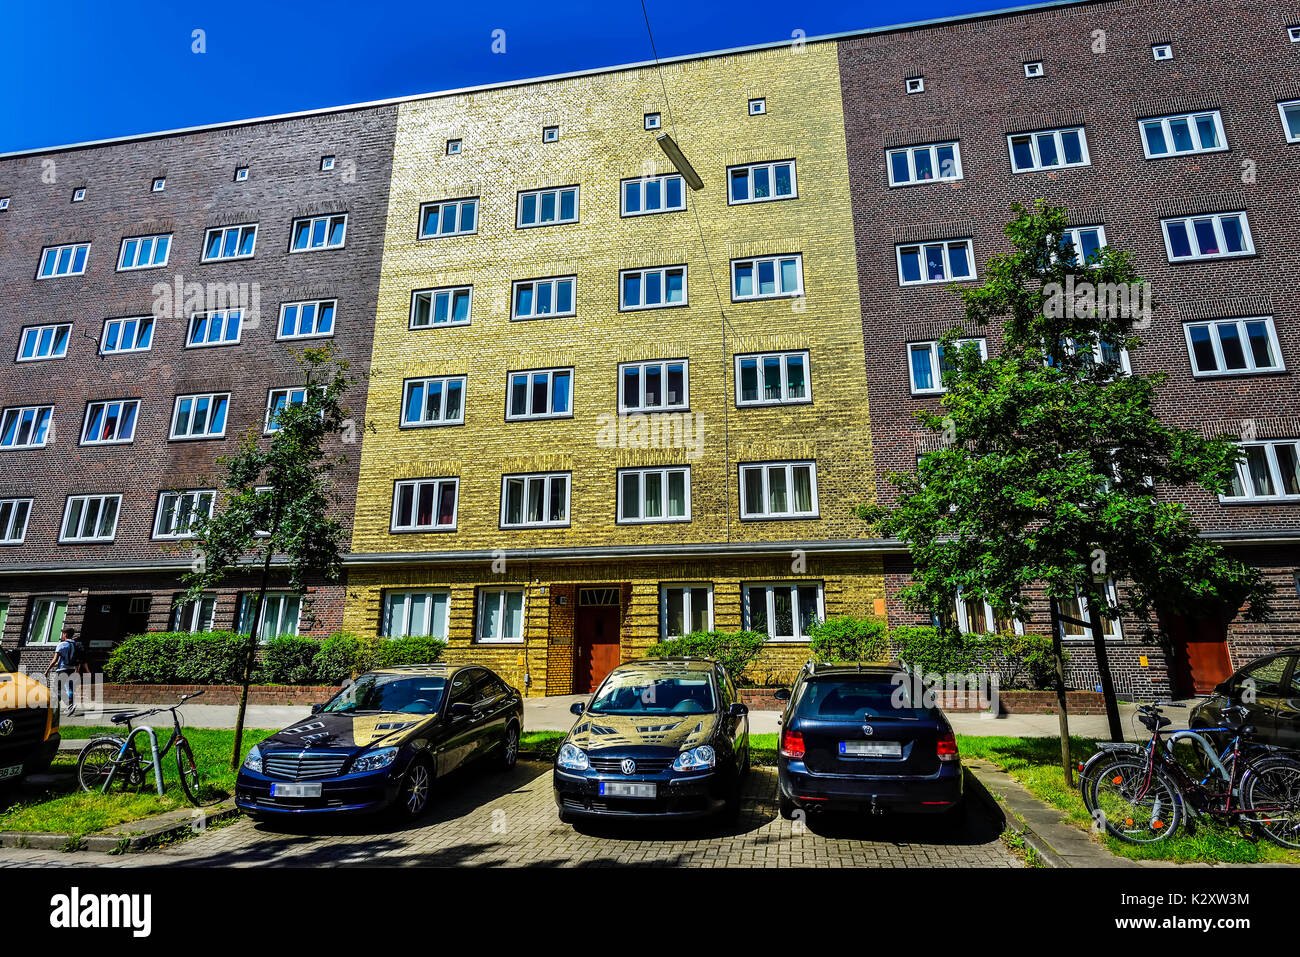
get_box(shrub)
[104,631,248,684]
[370,635,447,669]
[889,625,1059,690]
[313,632,370,683]
[258,635,322,685]
[644,630,768,684]
[807,615,889,663]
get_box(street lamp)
[655,133,704,191]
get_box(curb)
[962,766,1067,868]
[0,801,241,854]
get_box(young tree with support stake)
[861,202,1273,781]
[181,346,363,771]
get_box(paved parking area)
[0,762,1019,868]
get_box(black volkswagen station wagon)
[775,662,962,818]
[236,664,523,820]
[554,658,750,822]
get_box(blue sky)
[2,0,1019,152]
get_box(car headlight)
[672,745,716,771]
[350,747,399,774]
[557,743,589,771]
[242,745,262,774]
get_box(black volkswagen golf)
[775,662,962,818]
[236,663,523,820]
[554,658,750,822]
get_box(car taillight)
[937,731,958,762]
[780,728,805,759]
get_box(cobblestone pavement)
[0,763,1019,868]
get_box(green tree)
[862,202,1273,778]
[181,346,364,770]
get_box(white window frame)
[277,299,336,340]
[617,467,692,524]
[401,376,467,428]
[16,323,71,362]
[151,177,166,192]
[476,588,526,643]
[445,139,462,155]
[1291,25,1300,42]
[169,392,230,440]
[621,173,686,216]
[1278,100,1300,144]
[264,387,312,433]
[516,186,579,228]
[1152,43,1174,60]
[731,254,804,301]
[618,359,689,413]
[239,592,302,642]
[200,224,258,262]
[742,582,824,642]
[1057,226,1108,266]
[511,276,576,320]
[738,461,819,520]
[410,286,473,329]
[81,399,140,446]
[234,167,249,182]
[1047,337,1132,376]
[542,125,559,143]
[896,239,976,286]
[886,141,963,187]
[289,213,348,253]
[186,309,243,348]
[953,591,1024,635]
[1024,61,1044,77]
[749,97,767,114]
[26,598,68,644]
[619,265,687,311]
[726,160,797,205]
[1221,440,1300,503]
[1140,110,1228,159]
[171,593,216,633]
[907,338,988,395]
[418,198,478,238]
[60,494,121,543]
[117,233,172,271]
[320,155,336,171]
[0,406,53,449]
[500,472,571,529]
[659,584,714,639]
[382,589,451,638]
[1059,581,1123,640]
[101,316,154,355]
[506,367,573,421]
[905,78,924,94]
[644,112,662,130]
[390,478,460,532]
[37,243,90,278]
[1007,127,1091,172]
[1184,317,1285,377]
[1161,212,1254,262]
[735,351,812,406]
[153,490,216,540]
[0,498,33,545]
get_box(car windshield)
[322,674,447,715]
[800,678,907,718]
[588,668,716,715]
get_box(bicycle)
[75,691,205,805]
[1081,701,1300,847]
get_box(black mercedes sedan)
[236,663,523,820]
[553,658,750,822]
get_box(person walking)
[43,627,86,715]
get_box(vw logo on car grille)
[621,758,636,775]
[862,725,874,736]
[0,719,12,737]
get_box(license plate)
[271,782,322,798]
[0,765,21,782]
[840,741,903,758]
[599,781,657,799]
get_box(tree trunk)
[1087,580,1125,743]
[229,511,280,771]
[1049,598,1074,787]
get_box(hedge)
[807,615,889,664]
[889,625,1057,690]
[644,630,768,685]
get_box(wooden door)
[575,604,621,694]
[1167,611,1234,696]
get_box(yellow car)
[0,647,60,791]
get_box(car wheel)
[779,794,797,820]
[396,756,434,820]
[499,723,520,771]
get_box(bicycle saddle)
[1138,712,1172,731]
[110,711,149,724]
[1223,706,1255,735]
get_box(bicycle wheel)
[1241,756,1300,849]
[1091,757,1183,844]
[76,737,144,794]
[1080,748,1139,812]
[175,738,203,806]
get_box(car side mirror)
[729,702,748,717]
[448,702,474,719]
[1213,682,1232,697]
[310,703,324,715]
[570,702,585,715]
[774,688,791,702]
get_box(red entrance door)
[575,602,621,694]
[1167,611,1234,696]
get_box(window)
[171,593,216,633]
[620,265,686,310]
[896,239,975,285]
[82,400,139,445]
[37,243,90,278]
[151,177,166,192]
[507,368,572,420]
[154,490,215,539]
[1162,212,1253,262]
[278,299,335,340]
[477,588,525,643]
[618,467,690,523]
[661,585,713,638]
[739,462,818,519]
[644,112,662,130]
[101,316,153,354]
[621,174,685,216]
[887,141,962,186]
[265,387,311,433]
[402,376,466,427]
[0,406,53,449]
[749,98,767,115]
[418,198,478,238]
[949,591,1022,635]
[290,213,347,252]
[320,155,336,171]
[1279,101,1300,143]
[727,160,796,204]
[186,309,242,347]
[1058,226,1107,265]
[512,276,576,319]
[542,125,559,142]
[1024,61,1044,77]
[905,78,924,94]
[117,233,171,270]
[1152,43,1173,60]
[234,167,249,182]
[201,224,257,262]
[170,393,229,440]
[1222,440,1300,502]
[1185,318,1283,376]
[0,198,9,210]
[0,498,32,544]
[446,139,462,155]
[27,598,67,644]
[743,583,822,641]
[1008,127,1090,172]
[1059,582,1122,640]
[735,351,810,406]
[1291,26,1300,42]
[391,478,459,532]
[908,338,987,394]
[501,473,570,528]
[17,323,71,362]
[1047,337,1131,375]
[72,188,85,203]
[60,494,121,543]
[239,592,302,641]
[382,590,450,638]
[619,360,688,412]
[410,286,472,328]
[1140,111,1227,158]
[517,186,579,227]
[731,254,803,300]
